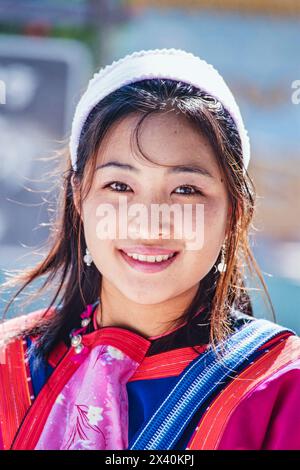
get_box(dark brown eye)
[174,185,202,196]
[104,181,131,192]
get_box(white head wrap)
[69,48,250,172]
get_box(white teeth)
[124,252,176,262]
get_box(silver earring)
[217,244,227,273]
[83,247,93,266]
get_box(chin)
[121,288,171,305]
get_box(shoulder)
[0,306,56,348]
[228,308,298,343]
[218,333,300,450]
[228,307,256,330]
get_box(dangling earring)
[83,247,93,266]
[217,244,227,273]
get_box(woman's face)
[80,111,230,305]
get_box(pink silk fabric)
[35,343,141,450]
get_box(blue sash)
[129,318,294,450]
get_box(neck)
[95,280,200,338]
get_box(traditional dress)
[1,301,300,450]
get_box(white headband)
[69,48,250,172]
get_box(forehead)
[96,112,220,176]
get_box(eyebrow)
[95,161,214,178]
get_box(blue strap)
[129,318,294,450]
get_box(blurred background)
[0,0,299,332]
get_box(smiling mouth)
[118,249,179,273]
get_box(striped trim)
[0,337,32,450]
[129,345,208,381]
[187,333,299,449]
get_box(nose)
[127,211,173,242]
[126,192,175,242]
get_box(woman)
[1,49,300,450]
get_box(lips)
[119,246,178,256]
[118,248,179,273]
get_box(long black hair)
[1,78,275,365]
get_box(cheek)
[82,198,124,273]
[182,198,227,245]
[181,199,227,273]
[82,196,118,241]
[185,200,227,266]
[203,198,228,241]
[82,201,96,245]
[82,204,115,275]
[82,199,107,255]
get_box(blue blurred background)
[0,0,299,332]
